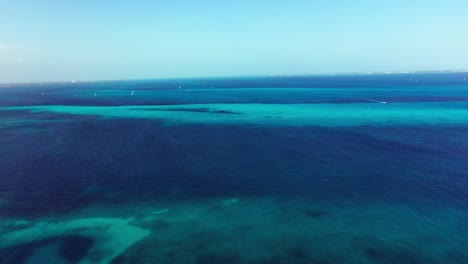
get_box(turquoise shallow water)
[5,101,468,127]
[1,74,468,263]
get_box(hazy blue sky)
[1,0,468,82]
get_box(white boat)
[366,98,387,104]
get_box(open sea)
[1,73,468,263]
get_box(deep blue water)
[1,73,468,263]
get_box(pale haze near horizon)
[1,0,468,83]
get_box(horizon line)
[2,69,468,86]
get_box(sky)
[1,0,468,83]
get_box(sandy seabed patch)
[0,217,150,264]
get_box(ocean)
[1,73,468,263]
